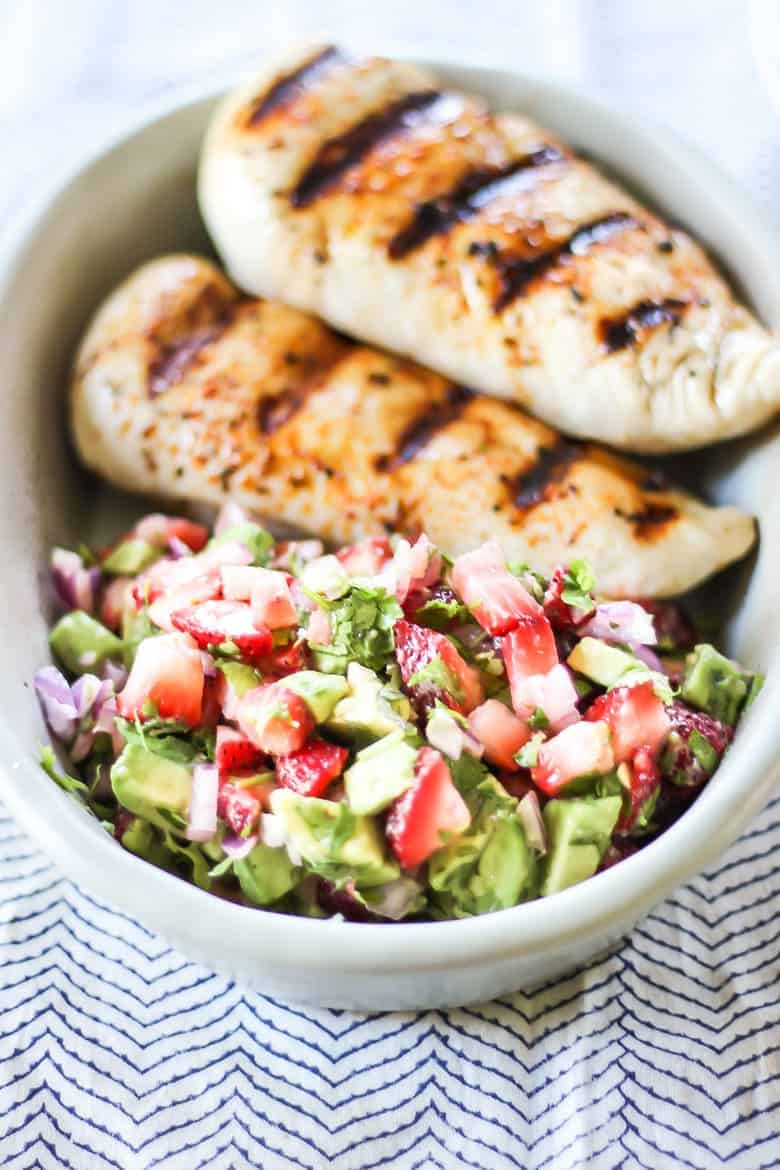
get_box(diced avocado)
[326,663,410,742]
[680,643,750,726]
[567,638,638,687]
[50,610,124,674]
[234,842,298,905]
[102,538,159,575]
[344,730,417,815]
[110,743,192,834]
[283,670,350,722]
[216,660,262,698]
[121,817,167,864]
[269,789,399,887]
[541,795,621,896]
[469,817,539,912]
[300,554,350,600]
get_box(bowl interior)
[1,65,779,1004]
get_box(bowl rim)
[2,61,780,978]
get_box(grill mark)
[148,316,233,397]
[245,45,345,127]
[388,145,565,259]
[615,502,678,540]
[291,90,443,208]
[511,439,584,508]
[257,350,349,435]
[491,212,639,312]
[375,385,475,472]
[599,298,687,353]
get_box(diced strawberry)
[200,677,222,728]
[616,744,661,834]
[254,638,309,677]
[532,720,615,795]
[217,777,274,837]
[134,513,209,552]
[503,613,558,680]
[509,663,580,732]
[392,535,442,602]
[272,539,324,570]
[585,681,670,763]
[336,537,393,577]
[451,540,540,635]
[220,565,262,601]
[387,747,470,868]
[250,568,298,630]
[468,699,531,771]
[171,600,273,662]
[215,725,267,779]
[497,771,538,802]
[100,577,133,632]
[393,619,483,715]
[543,565,595,630]
[118,632,204,726]
[276,738,349,797]
[237,683,316,756]
[599,840,637,871]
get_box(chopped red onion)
[221,832,258,860]
[34,666,79,741]
[582,601,657,648]
[426,707,485,760]
[214,499,250,535]
[199,650,217,678]
[92,695,124,756]
[518,792,547,855]
[101,658,128,690]
[51,548,101,613]
[631,643,664,672]
[198,540,254,569]
[167,534,193,560]
[186,764,219,842]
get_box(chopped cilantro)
[689,728,719,776]
[312,584,402,673]
[514,732,546,768]
[39,746,88,797]
[561,559,595,611]
[413,593,470,630]
[408,656,464,704]
[529,707,550,731]
[208,855,235,879]
[115,716,207,765]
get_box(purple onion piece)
[199,651,217,678]
[631,643,664,672]
[167,534,193,560]
[50,548,101,613]
[101,658,128,690]
[70,674,106,719]
[221,832,258,860]
[582,601,657,648]
[186,764,219,843]
[34,666,78,741]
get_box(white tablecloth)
[1,2,779,1166]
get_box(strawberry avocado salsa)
[36,505,761,922]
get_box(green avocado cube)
[50,610,124,674]
[680,643,750,726]
[234,841,298,905]
[102,538,159,575]
[541,795,622,896]
[344,731,417,815]
[110,743,192,834]
[283,670,350,722]
[326,663,410,742]
[567,638,638,687]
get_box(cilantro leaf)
[561,559,596,611]
[39,746,88,797]
[313,584,402,673]
[413,593,470,631]
[115,716,202,765]
[514,732,546,768]
[529,707,550,731]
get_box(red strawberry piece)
[616,744,661,834]
[217,777,274,837]
[237,683,316,756]
[276,737,349,797]
[468,699,531,771]
[451,540,540,635]
[532,720,615,796]
[659,702,733,788]
[118,632,204,726]
[496,771,538,802]
[250,568,298,630]
[336,537,393,577]
[543,564,595,630]
[134,513,209,552]
[387,747,470,869]
[254,638,310,677]
[502,612,558,681]
[393,619,483,716]
[599,841,638,871]
[100,577,133,632]
[200,677,223,729]
[171,600,273,662]
[215,725,267,779]
[585,680,670,763]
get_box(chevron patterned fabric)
[1,798,779,1169]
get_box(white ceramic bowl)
[2,64,780,1011]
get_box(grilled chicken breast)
[198,44,780,453]
[71,255,754,598]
